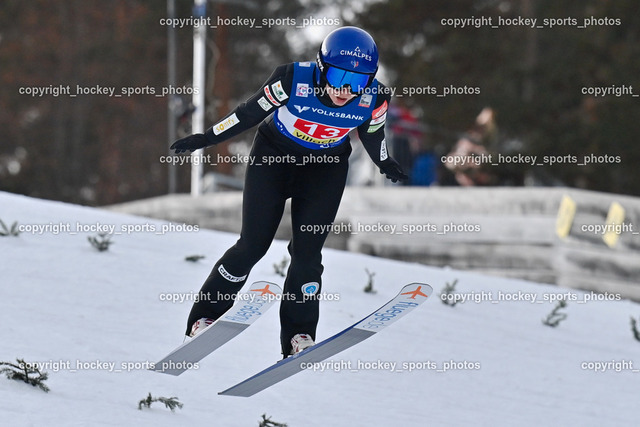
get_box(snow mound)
[0,191,638,426]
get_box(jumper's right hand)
[170,134,208,154]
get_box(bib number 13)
[294,119,348,139]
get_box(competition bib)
[273,62,378,150]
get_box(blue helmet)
[317,26,379,94]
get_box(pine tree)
[273,256,290,277]
[259,414,288,427]
[0,358,50,392]
[0,219,20,237]
[542,300,568,327]
[440,279,459,307]
[137,392,183,412]
[88,233,113,252]
[630,316,640,342]
[354,0,640,195]
[363,268,376,294]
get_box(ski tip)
[399,283,433,301]
[248,281,283,297]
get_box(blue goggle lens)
[325,66,372,93]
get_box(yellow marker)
[556,195,576,239]
[602,202,625,248]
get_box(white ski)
[151,281,281,376]
[219,283,432,396]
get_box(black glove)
[170,133,209,154]
[379,158,409,183]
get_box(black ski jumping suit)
[180,61,402,355]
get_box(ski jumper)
[185,62,391,355]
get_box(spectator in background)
[442,107,497,186]
[387,102,437,186]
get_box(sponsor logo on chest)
[307,107,365,121]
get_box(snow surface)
[1,190,639,427]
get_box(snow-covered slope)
[1,191,638,427]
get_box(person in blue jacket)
[171,26,407,357]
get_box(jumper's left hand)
[379,158,409,183]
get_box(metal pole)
[167,0,177,194]
[191,0,207,196]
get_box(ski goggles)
[324,66,373,94]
